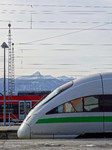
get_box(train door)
[101,95,112,132]
[19,101,32,120]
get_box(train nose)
[17,123,31,139]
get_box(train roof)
[48,72,112,108]
[47,72,111,108]
[71,72,112,98]
[73,72,112,85]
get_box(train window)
[46,107,58,114]
[58,105,63,113]
[0,105,16,114]
[20,102,24,114]
[46,95,112,115]
[64,103,73,113]
[99,95,112,112]
[35,89,59,109]
[84,96,99,112]
[71,98,83,112]
[46,98,83,114]
[63,98,83,113]
[26,102,31,114]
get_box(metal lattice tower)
[8,23,12,96]
[8,23,15,120]
[11,43,15,95]
[8,23,15,95]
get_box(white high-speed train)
[17,72,112,139]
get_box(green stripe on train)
[104,116,112,122]
[35,116,112,124]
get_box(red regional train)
[0,91,51,122]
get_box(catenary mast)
[8,23,15,121]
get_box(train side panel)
[31,112,104,138]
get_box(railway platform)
[0,138,112,150]
[0,125,19,139]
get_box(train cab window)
[84,96,99,112]
[36,81,73,109]
[63,98,83,113]
[46,95,112,115]
[64,103,73,113]
[58,105,63,113]
[46,98,83,114]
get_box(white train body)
[17,73,112,139]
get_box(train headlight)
[26,116,31,122]
[17,123,30,139]
[25,115,36,125]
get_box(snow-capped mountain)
[17,71,55,80]
[0,71,75,95]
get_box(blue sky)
[0,0,112,78]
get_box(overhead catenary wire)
[0,4,112,8]
[17,22,112,45]
[0,3,112,78]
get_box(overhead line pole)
[1,42,9,126]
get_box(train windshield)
[35,81,73,108]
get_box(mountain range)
[0,71,75,95]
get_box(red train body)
[0,91,50,122]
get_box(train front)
[17,110,37,139]
[17,81,73,139]
[17,121,31,139]
[17,87,62,139]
